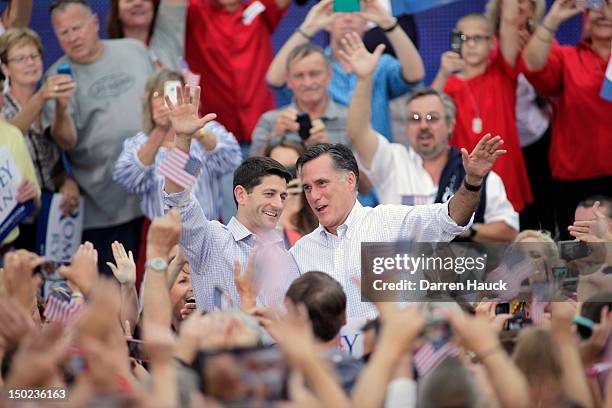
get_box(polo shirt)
[249,98,349,156]
[520,40,612,181]
[185,0,287,142]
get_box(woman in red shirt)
[521,0,612,239]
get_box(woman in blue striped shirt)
[113,69,242,221]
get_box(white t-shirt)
[363,134,519,231]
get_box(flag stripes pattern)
[158,148,200,189]
[44,294,82,324]
[413,341,460,377]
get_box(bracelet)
[297,27,313,41]
[463,179,482,192]
[71,291,84,299]
[540,22,557,34]
[474,344,503,363]
[383,19,399,33]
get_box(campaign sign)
[36,192,84,263]
[0,146,34,243]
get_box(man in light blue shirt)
[163,85,299,311]
[266,0,425,141]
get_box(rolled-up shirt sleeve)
[113,133,157,195]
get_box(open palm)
[338,32,385,78]
[461,134,506,180]
[167,85,217,136]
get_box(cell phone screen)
[495,303,510,315]
[296,113,312,141]
[198,346,288,404]
[333,0,360,12]
[164,80,181,108]
[451,29,462,56]
[127,339,147,362]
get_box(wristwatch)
[146,257,168,272]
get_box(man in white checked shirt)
[162,85,299,311]
[291,137,506,319]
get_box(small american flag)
[413,341,460,377]
[44,293,82,324]
[158,148,201,189]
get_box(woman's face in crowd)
[170,266,193,322]
[119,0,155,30]
[2,42,43,87]
[588,2,612,41]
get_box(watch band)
[464,179,482,192]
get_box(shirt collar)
[316,199,363,240]
[228,217,253,242]
[227,217,285,246]
[288,98,342,121]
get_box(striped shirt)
[290,200,470,319]
[113,121,241,220]
[164,190,300,312]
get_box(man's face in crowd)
[170,266,193,323]
[406,94,453,161]
[236,175,288,232]
[457,17,493,67]
[574,203,612,228]
[286,53,332,108]
[300,154,356,232]
[329,13,368,46]
[52,4,101,64]
[587,2,612,41]
[119,0,155,31]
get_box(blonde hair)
[484,0,546,34]
[0,28,43,65]
[141,69,183,134]
[514,229,559,260]
[513,327,562,383]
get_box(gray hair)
[406,88,456,127]
[286,42,329,73]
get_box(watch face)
[149,258,168,271]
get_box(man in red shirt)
[432,1,532,214]
[521,0,612,239]
[185,0,290,143]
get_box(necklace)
[460,73,486,134]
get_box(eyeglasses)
[7,53,42,64]
[408,112,442,125]
[56,15,93,39]
[460,34,491,45]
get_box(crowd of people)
[0,0,611,406]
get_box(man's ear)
[447,118,456,140]
[234,185,248,207]
[0,64,9,79]
[347,171,357,191]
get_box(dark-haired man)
[163,85,298,311]
[285,271,362,393]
